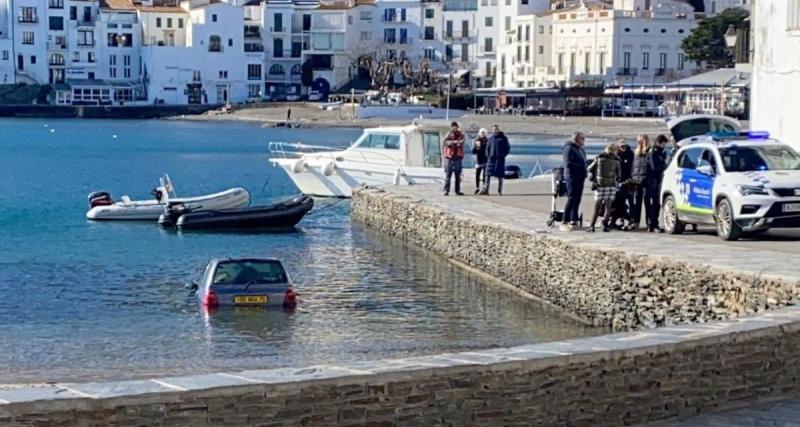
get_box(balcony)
[270,26,286,33]
[77,41,96,47]
[244,28,261,39]
[78,19,95,27]
[244,43,264,52]
[382,17,408,24]
[654,67,673,76]
[49,0,64,8]
[48,42,68,50]
[616,67,638,76]
[18,15,38,24]
[442,30,477,42]
[267,49,302,59]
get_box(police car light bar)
[705,131,770,141]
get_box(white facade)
[750,0,800,151]
[0,0,14,84]
[703,0,750,16]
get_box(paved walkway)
[445,175,800,256]
[646,397,800,426]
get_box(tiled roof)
[100,0,137,9]
[135,4,187,12]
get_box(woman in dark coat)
[479,124,511,195]
[472,128,489,194]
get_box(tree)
[347,41,443,91]
[681,8,749,68]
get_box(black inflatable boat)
[159,194,314,230]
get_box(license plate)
[783,203,800,213]
[234,295,268,305]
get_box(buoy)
[49,129,55,133]
[112,134,118,139]
[291,159,305,173]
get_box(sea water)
[0,118,605,383]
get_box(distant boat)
[86,175,250,221]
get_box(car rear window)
[212,260,287,285]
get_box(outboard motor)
[88,191,114,208]
[158,202,189,228]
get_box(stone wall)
[4,309,800,426]
[351,187,799,331]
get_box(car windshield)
[212,260,287,285]
[719,145,800,172]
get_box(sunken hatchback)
[191,258,297,309]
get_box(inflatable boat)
[158,194,314,230]
[86,175,251,221]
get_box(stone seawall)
[351,187,800,331]
[4,309,800,426]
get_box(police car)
[660,132,800,240]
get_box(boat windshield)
[213,260,287,285]
[719,145,800,172]
[355,133,401,150]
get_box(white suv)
[660,132,800,240]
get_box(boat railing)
[527,158,548,178]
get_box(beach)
[173,102,718,139]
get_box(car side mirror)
[697,164,715,176]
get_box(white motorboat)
[86,175,251,221]
[269,121,451,197]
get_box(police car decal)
[674,168,715,215]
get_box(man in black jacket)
[644,135,668,232]
[617,140,635,226]
[560,132,587,231]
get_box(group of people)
[442,121,510,196]
[560,132,671,233]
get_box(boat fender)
[393,168,402,185]
[291,159,306,173]
[322,160,336,177]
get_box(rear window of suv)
[212,260,287,285]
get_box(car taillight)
[203,291,219,307]
[283,288,297,308]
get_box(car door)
[676,147,715,221]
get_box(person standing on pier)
[480,124,511,196]
[472,128,489,194]
[443,121,465,196]
[560,132,588,231]
[617,139,635,228]
[644,134,669,232]
[587,144,621,232]
[629,135,650,230]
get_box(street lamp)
[724,25,738,50]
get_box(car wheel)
[715,198,742,241]
[663,195,685,235]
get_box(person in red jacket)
[443,121,465,196]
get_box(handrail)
[268,141,409,175]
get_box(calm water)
[0,118,605,383]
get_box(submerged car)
[660,132,800,240]
[190,258,297,309]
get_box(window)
[212,260,287,285]
[273,13,283,31]
[424,48,436,60]
[1,51,8,60]
[642,52,649,70]
[504,16,511,31]
[248,64,261,80]
[461,43,468,62]
[348,15,353,25]
[423,132,441,168]
[384,28,396,44]
[248,84,260,98]
[209,35,222,52]
[123,55,131,78]
[522,0,528,4]
[557,53,564,74]
[49,0,63,8]
[400,8,406,22]
[360,11,372,20]
[72,52,79,62]
[291,64,301,75]
[69,6,76,20]
[623,52,631,70]
[273,38,283,57]
[598,52,605,72]
[517,25,522,42]
[584,52,590,74]
[109,54,116,78]
[678,147,703,170]
[212,14,217,23]
[22,32,34,45]
[179,18,183,28]
[79,30,94,46]
[485,16,493,27]
[788,0,800,30]
[192,70,201,82]
[425,8,434,19]
[677,53,685,70]
[49,16,63,30]
[525,25,530,40]
[659,53,667,70]
[445,44,453,61]
[358,133,400,150]
[303,14,311,30]
[538,45,543,55]
[156,17,161,28]
[538,25,544,34]
[88,52,95,63]
[484,37,493,53]
[218,70,228,79]
[228,38,233,47]
[524,46,530,61]
[167,17,172,28]
[424,26,434,40]
[269,64,284,75]
[360,31,371,41]
[570,52,576,70]
[399,28,408,44]
[446,20,453,37]
[30,55,36,64]
[19,7,37,23]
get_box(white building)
[750,0,800,151]
[475,0,498,87]
[0,0,14,84]
[546,0,697,88]
[259,0,314,100]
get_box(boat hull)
[270,160,443,197]
[86,188,251,221]
[172,194,314,230]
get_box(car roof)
[210,257,283,264]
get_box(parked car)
[308,90,323,101]
[188,258,297,309]
[286,94,301,102]
[660,132,800,240]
